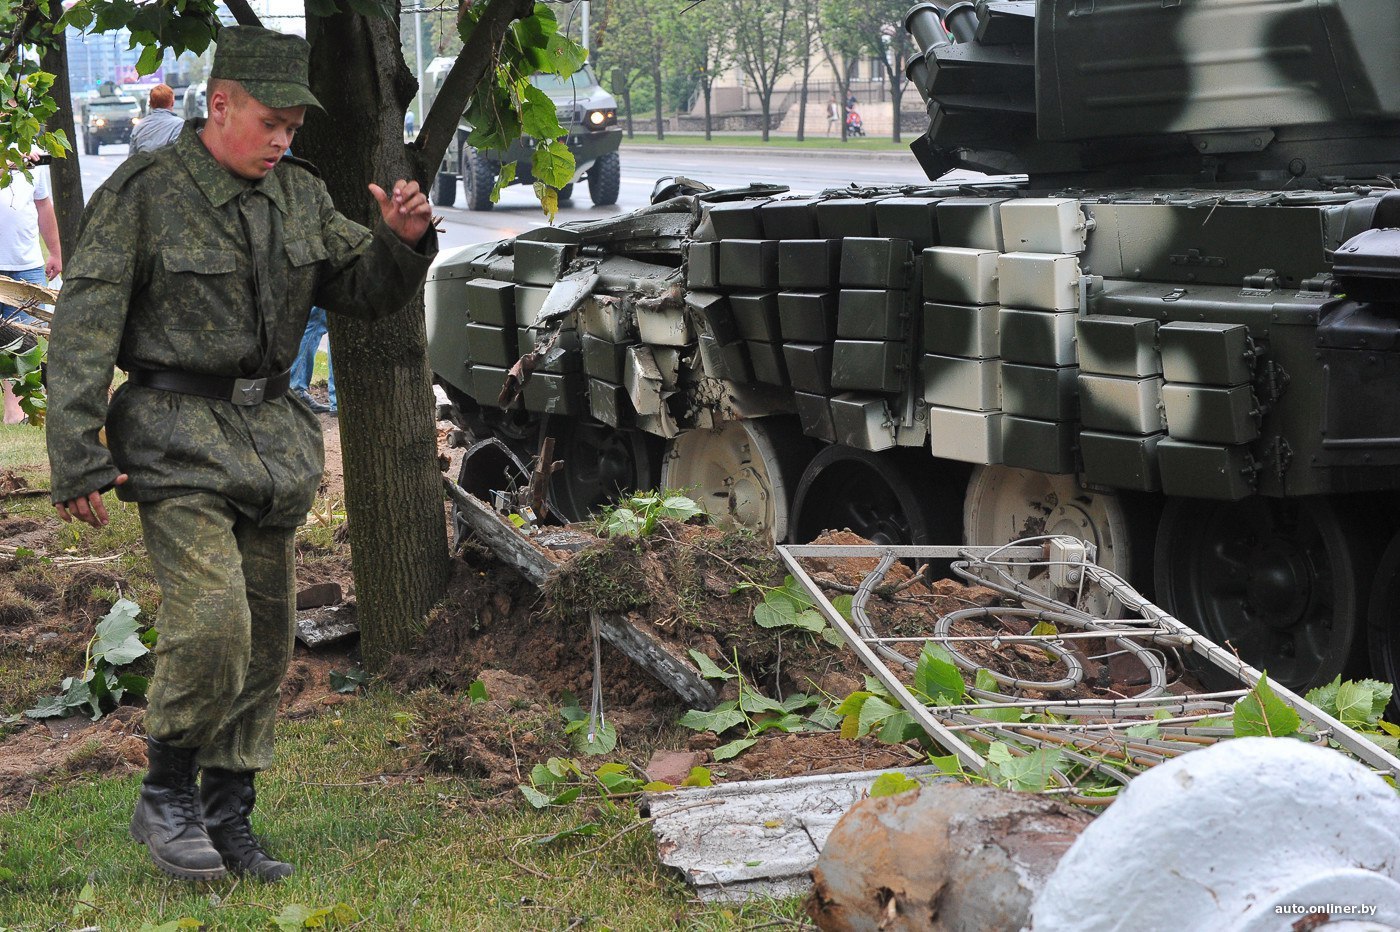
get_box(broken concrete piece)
[296,581,343,610]
[294,603,358,649]
[808,784,1092,931]
[1028,738,1400,932]
[646,766,943,903]
[644,750,706,786]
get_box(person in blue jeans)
[290,306,336,414]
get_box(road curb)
[619,143,913,162]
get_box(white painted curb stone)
[1027,737,1400,932]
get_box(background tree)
[661,0,729,141]
[792,0,819,142]
[868,1,914,143]
[723,0,798,142]
[591,0,654,139]
[819,0,864,142]
[11,0,583,672]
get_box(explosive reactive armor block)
[794,391,837,443]
[464,278,516,326]
[1001,416,1077,474]
[998,308,1078,366]
[922,354,1001,411]
[783,343,834,394]
[997,252,1080,311]
[514,239,574,285]
[1159,321,1254,386]
[1078,374,1165,435]
[686,292,739,346]
[875,197,942,251]
[935,197,1008,250]
[778,240,843,290]
[840,238,915,289]
[730,292,783,343]
[838,290,908,341]
[778,291,839,343]
[719,240,780,290]
[923,301,1000,358]
[760,197,821,239]
[929,406,1003,464]
[999,198,1090,255]
[1080,431,1163,492]
[1001,363,1079,421]
[817,198,882,239]
[1076,315,1161,377]
[923,247,1000,305]
[1157,439,1257,500]
[832,341,904,393]
[829,393,897,451]
[1161,383,1260,445]
[686,242,720,290]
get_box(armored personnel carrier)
[426,0,1400,699]
[79,82,142,154]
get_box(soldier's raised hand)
[370,180,433,246]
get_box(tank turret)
[904,0,1400,186]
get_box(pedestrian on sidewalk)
[826,94,841,136]
[46,25,436,884]
[290,306,336,414]
[1,155,61,424]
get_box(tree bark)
[301,8,450,672]
[652,59,664,140]
[702,83,712,140]
[760,93,771,141]
[39,3,82,255]
[622,85,634,138]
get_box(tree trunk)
[301,10,450,672]
[703,83,712,141]
[796,71,810,142]
[760,92,772,142]
[840,78,849,141]
[623,86,634,138]
[39,5,83,255]
[886,55,905,144]
[652,64,664,140]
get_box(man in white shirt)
[1,159,62,423]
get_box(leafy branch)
[26,598,154,721]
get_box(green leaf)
[869,772,920,797]
[687,650,735,680]
[1334,680,1377,728]
[658,495,703,522]
[549,786,582,806]
[531,139,574,189]
[678,708,745,733]
[912,642,965,703]
[1304,675,1341,716]
[1233,675,1301,738]
[737,691,787,715]
[712,737,758,761]
[328,667,367,694]
[830,594,853,620]
[468,679,489,703]
[753,600,796,629]
[91,599,147,666]
[969,700,1019,724]
[24,693,73,719]
[532,822,600,845]
[1123,722,1161,739]
[72,880,96,915]
[877,711,920,744]
[570,718,617,756]
[929,754,965,776]
[856,695,903,739]
[681,766,713,787]
[135,44,162,77]
[519,784,550,808]
[752,713,805,735]
[987,744,1062,792]
[520,84,564,140]
[642,781,675,792]
[490,161,517,204]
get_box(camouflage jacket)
[47,122,436,527]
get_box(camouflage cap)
[210,25,322,111]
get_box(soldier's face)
[208,87,304,180]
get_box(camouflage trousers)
[138,492,296,772]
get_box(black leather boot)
[200,768,294,881]
[130,737,227,881]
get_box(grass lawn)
[0,419,809,930]
[621,133,908,153]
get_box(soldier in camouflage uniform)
[46,26,436,882]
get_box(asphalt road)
[73,140,931,253]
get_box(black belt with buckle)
[129,367,292,406]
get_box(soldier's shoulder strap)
[280,154,321,178]
[102,150,158,192]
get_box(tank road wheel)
[963,466,1136,617]
[1368,532,1400,717]
[431,171,457,207]
[659,419,805,543]
[1154,496,1370,693]
[588,151,621,206]
[546,417,660,523]
[463,150,497,212]
[451,438,532,551]
[792,447,964,548]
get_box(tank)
[425,0,1400,702]
[78,81,142,155]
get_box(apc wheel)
[558,183,575,203]
[964,466,1136,616]
[792,447,964,548]
[84,133,99,155]
[588,151,620,206]
[546,417,659,523]
[1154,496,1370,693]
[463,150,496,211]
[1368,532,1400,717]
[431,171,457,207]
[659,419,806,543]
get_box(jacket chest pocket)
[159,246,250,330]
[284,237,329,307]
